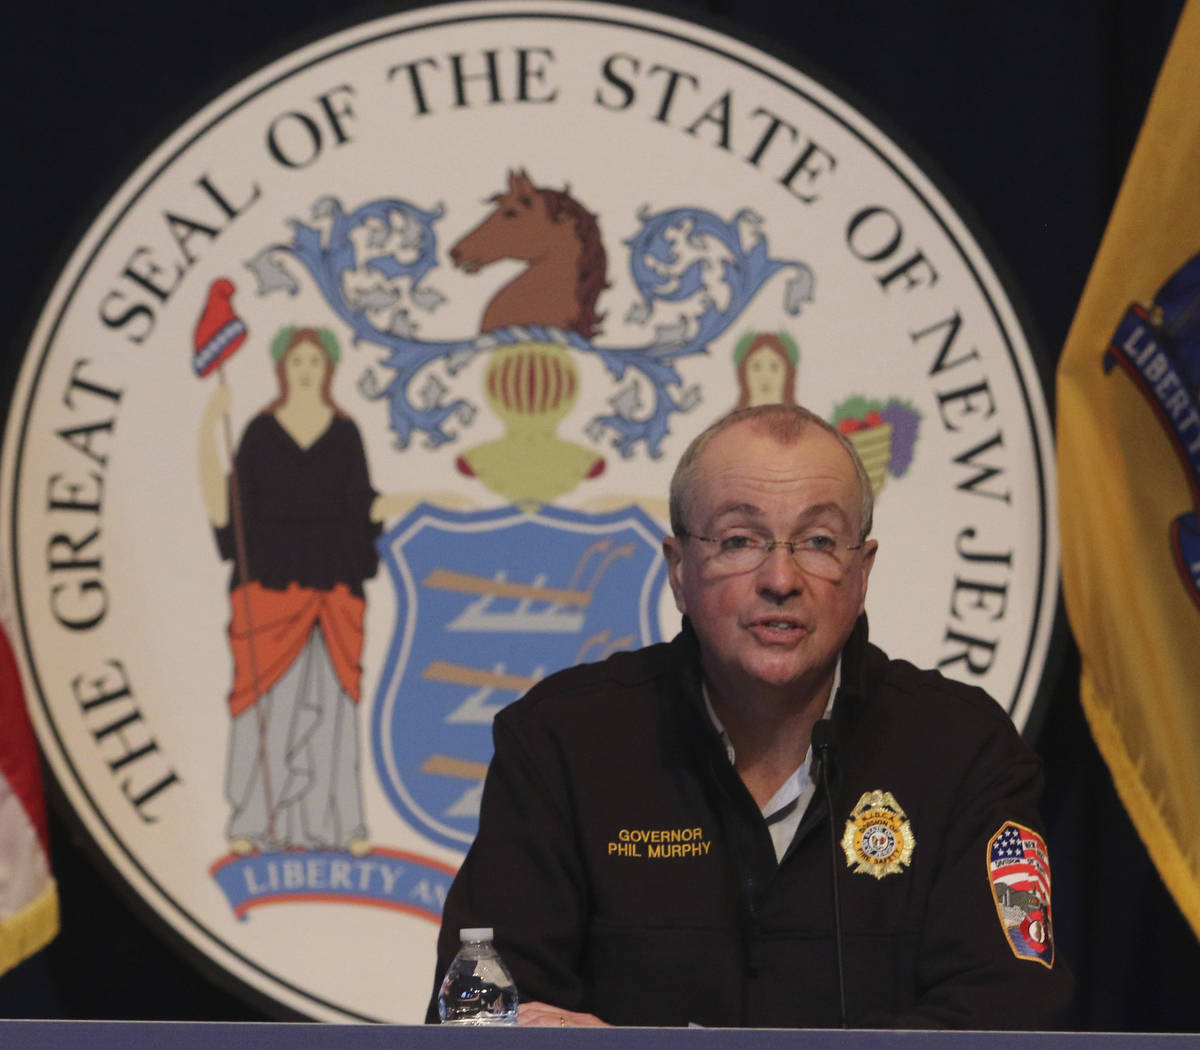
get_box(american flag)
[989,822,1050,905]
[0,622,58,975]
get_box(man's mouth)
[749,617,805,636]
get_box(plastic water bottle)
[437,928,519,1025]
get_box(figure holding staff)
[196,287,390,856]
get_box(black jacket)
[428,617,1072,1028]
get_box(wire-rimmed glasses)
[678,529,865,581]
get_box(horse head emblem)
[451,170,608,507]
[450,169,608,339]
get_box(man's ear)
[662,536,687,615]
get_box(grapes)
[880,400,921,477]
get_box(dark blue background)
[1,0,1197,1030]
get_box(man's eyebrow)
[796,502,850,524]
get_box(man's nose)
[755,542,804,598]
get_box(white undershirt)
[702,662,839,863]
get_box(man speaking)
[428,404,1072,1028]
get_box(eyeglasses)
[678,530,865,582]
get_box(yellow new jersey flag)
[1058,0,1200,940]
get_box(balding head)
[668,404,875,541]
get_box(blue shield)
[371,503,668,851]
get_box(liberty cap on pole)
[193,277,275,850]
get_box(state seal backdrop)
[0,0,1058,1022]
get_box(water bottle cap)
[459,927,493,942]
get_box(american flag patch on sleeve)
[987,821,1054,968]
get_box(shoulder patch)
[988,821,1055,968]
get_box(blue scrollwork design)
[587,205,813,457]
[247,195,479,449]
[248,196,813,457]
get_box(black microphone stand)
[812,722,847,1028]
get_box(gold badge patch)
[841,791,915,879]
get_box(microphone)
[811,721,847,1028]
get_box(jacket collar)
[668,615,874,886]
[670,613,873,780]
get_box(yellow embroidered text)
[607,826,711,858]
